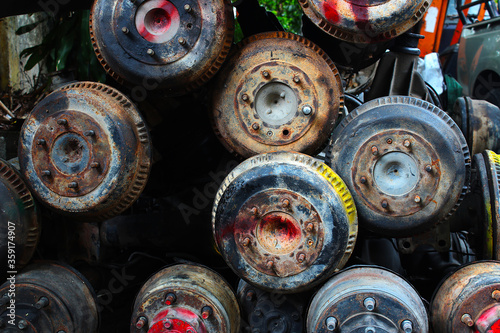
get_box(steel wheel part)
[237,280,305,333]
[306,266,429,333]
[131,264,240,333]
[210,32,343,159]
[18,82,152,220]
[431,261,500,333]
[212,151,358,293]
[0,159,40,275]
[90,0,234,94]
[298,0,431,43]
[0,262,99,332]
[451,97,500,155]
[327,96,471,237]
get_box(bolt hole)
[187,23,193,29]
[438,239,447,247]
[402,241,411,249]
[283,129,290,136]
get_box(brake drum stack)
[5,0,500,332]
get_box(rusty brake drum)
[327,96,471,237]
[210,31,343,159]
[18,82,152,221]
[0,159,40,275]
[90,0,233,94]
[306,266,429,333]
[298,0,432,43]
[131,264,240,333]
[212,151,358,293]
[0,262,99,332]
[431,261,500,333]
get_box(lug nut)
[184,4,192,12]
[266,261,274,269]
[297,253,306,263]
[163,319,173,329]
[306,223,314,232]
[371,146,379,156]
[122,27,129,34]
[178,37,186,46]
[365,327,376,333]
[360,176,367,184]
[201,306,213,319]
[381,200,388,209]
[262,70,270,78]
[425,165,432,172]
[68,182,78,189]
[267,131,273,137]
[136,316,148,329]
[293,75,300,83]
[307,238,314,246]
[493,290,500,302]
[41,170,51,177]
[147,48,155,56]
[414,195,421,203]
[280,92,286,99]
[242,93,249,101]
[37,139,46,146]
[57,119,68,126]
[35,296,49,309]
[242,237,251,247]
[18,319,28,330]
[91,162,101,169]
[165,292,177,305]
[325,316,337,331]
[251,207,259,216]
[302,105,312,115]
[252,123,260,130]
[84,130,95,137]
[404,139,411,148]
[364,297,376,311]
[461,313,474,327]
[401,320,413,333]
[282,199,290,208]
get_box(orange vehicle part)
[419,0,449,56]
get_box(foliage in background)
[260,0,303,34]
[16,11,106,83]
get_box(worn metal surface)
[211,31,343,159]
[306,266,429,333]
[0,262,99,332]
[237,280,306,333]
[212,151,358,293]
[298,0,431,43]
[0,158,39,276]
[90,0,234,94]
[482,151,500,260]
[327,96,471,237]
[451,97,500,155]
[130,264,240,333]
[18,82,152,221]
[431,261,500,333]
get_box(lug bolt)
[371,146,379,156]
[147,48,155,56]
[302,106,312,115]
[306,223,314,232]
[165,292,177,305]
[201,306,213,319]
[280,92,286,99]
[297,253,306,263]
[414,195,421,203]
[386,138,393,144]
[41,170,51,177]
[266,261,274,269]
[184,4,192,12]
[84,130,95,137]
[326,316,337,331]
[381,200,388,209]
[251,207,259,216]
[493,290,500,301]
[360,176,367,184]
[401,320,413,333]
[163,319,172,329]
[282,199,290,208]
[68,182,78,189]
[246,290,255,301]
[57,119,68,126]
[178,37,186,46]
[242,93,249,101]
[35,296,49,309]
[404,139,411,148]
[18,320,28,330]
[363,297,376,311]
[461,313,474,327]
[365,327,376,333]
[266,109,272,114]
[293,75,300,83]
[122,27,129,34]
[91,162,101,169]
[37,139,46,146]
[262,70,270,78]
[242,237,251,247]
[252,123,260,130]
[425,165,432,172]
[136,316,147,329]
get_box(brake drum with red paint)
[212,151,358,293]
[18,82,152,221]
[90,0,234,94]
[298,0,432,43]
[210,32,343,159]
[131,264,240,333]
[327,96,470,237]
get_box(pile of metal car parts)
[2,0,500,332]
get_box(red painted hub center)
[145,8,172,35]
[147,308,204,333]
[135,0,181,43]
[257,212,302,255]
